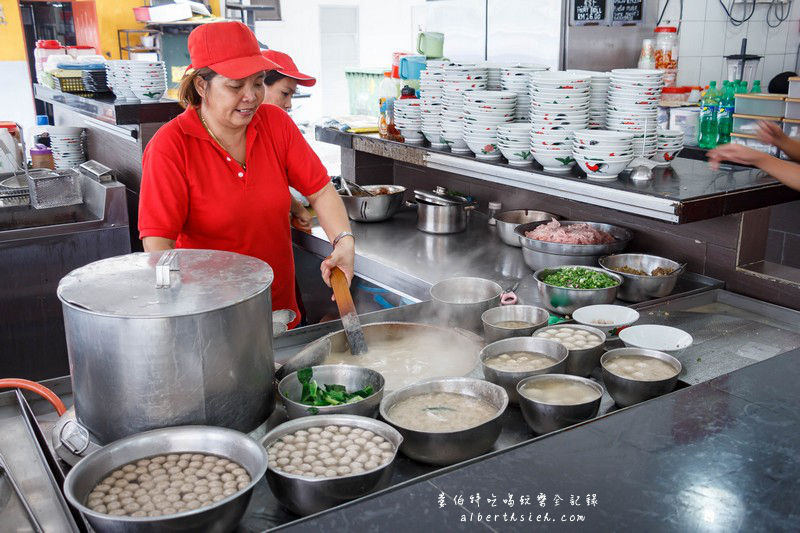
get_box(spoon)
[629,165,653,181]
[346,180,375,196]
[340,178,353,196]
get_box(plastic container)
[378,71,401,138]
[66,45,96,59]
[654,26,678,87]
[34,40,66,83]
[789,77,800,98]
[734,93,787,117]
[732,114,781,135]
[30,144,55,170]
[669,107,700,147]
[345,68,386,115]
[731,133,779,156]
[638,39,656,70]
[487,201,502,226]
[725,54,761,86]
[661,87,690,104]
[783,118,800,138]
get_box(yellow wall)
[0,0,26,61]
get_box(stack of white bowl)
[105,60,137,101]
[528,71,591,173]
[654,128,684,165]
[480,62,503,90]
[606,69,664,158]
[48,126,87,170]
[420,62,447,149]
[568,70,611,129]
[440,64,486,154]
[394,99,424,144]
[122,60,167,101]
[501,64,549,121]
[462,91,516,160]
[496,123,533,166]
[572,129,635,180]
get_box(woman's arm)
[708,143,800,191]
[307,182,355,286]
[143,237,176,252]
[757,121,800,162]
[290,195,313,232]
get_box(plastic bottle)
[697,81,720,149]
[750,80,762,93]
[717,81,735,145]
[378,71,399,139]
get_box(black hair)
[265,70,288,86]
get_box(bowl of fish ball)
[278,365,385,420]
[63,426,267,532]
[600,348,682,407]
[599,253,684,303]
[533,325,607,377]
[481,305,550,343]
[516,374,604,434]
[379,377,508,465]
[479,337,568,403]
[259,414,402,516]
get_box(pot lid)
[413,189,470,206]
[57,249,273,318]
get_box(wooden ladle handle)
[329,266,355,317]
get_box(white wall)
[254,0,426,121]
[0,62,36,148]
[657,0,800,87]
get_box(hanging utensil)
[329,266,368,355]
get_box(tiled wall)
[657,0,800,87]
[766,200,800,268]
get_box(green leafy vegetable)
[541,267,619,290]
[295,368,375,409]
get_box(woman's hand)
[290,197,313,232]
[756,120,788,148]
[321,238,355,297]
[707,143,769,170]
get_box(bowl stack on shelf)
[440,64,486,153]
[80,69,109,94]
[496,123,533,166]
[528,71,591,173]
[653,128,684,165]
[462,90,516,160]
[123,60,168,101]
[481,62,503,90]
[606,69,664,158]
[572,129,635,180]
[49,127,87,170]
[394,99,424,144]
[501,64,548,121]
[568,70,611,129]
[420,62,447,148]
[105,60,137,100]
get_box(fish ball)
[107,501,122,511]
[324,469,337,477]
[109,509,127,516]
[109,487,123,495]
[365,461,378,470]
[337,466,351,475]
[223,488,237,496]
[277,457,290,466]
[339,426,351,434]
[92,504,107,514]
[338,456,352,466]
[103,494,118,504]
[131,511,147,517]
[362,431,374,439]
[378,442,393,451]
[332,448,346,457]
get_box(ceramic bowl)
[652,148,683,165]
[498,145,534,165]
[573,154,633,180]
[533,151,576,172]
[465,139,501,159]
[572,304,640,338]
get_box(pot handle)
[500,292,518,305]
[156,249,179,288]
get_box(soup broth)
[605,355,678,381]
[387,392,498,432]
[484,351,554,372]
[494,320,534,329]
[520,378,601,405]
[325,334,478,391]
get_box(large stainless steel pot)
[339,185,406,222]
[413,189,475,234]
[57,249,275,444]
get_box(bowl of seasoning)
[63,426,267,532]
[534,265,623,315]
[599,254,683,302]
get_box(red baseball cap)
[188,22,282,79]
[261,50,316,86]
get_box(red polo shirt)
[139,105,329,326]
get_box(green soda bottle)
[717,82,735,145]
[750,80,762,93]
[698,81,720,149]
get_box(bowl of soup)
[379,378,508,465]
[516,374,604,434]
[479,337,568,403]
[600,348,682,407]
[481,305,550,342]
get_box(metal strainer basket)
[27,169,83,209]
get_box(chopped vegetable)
[541,267,619,289]
[297,367,374,407]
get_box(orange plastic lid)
[0,121,18,133]
[662,87,691,93]
[655,26,678,33]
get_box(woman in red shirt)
[139,22,354,327]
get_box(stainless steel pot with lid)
[57,249,275,444]
[413,189,475,234]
